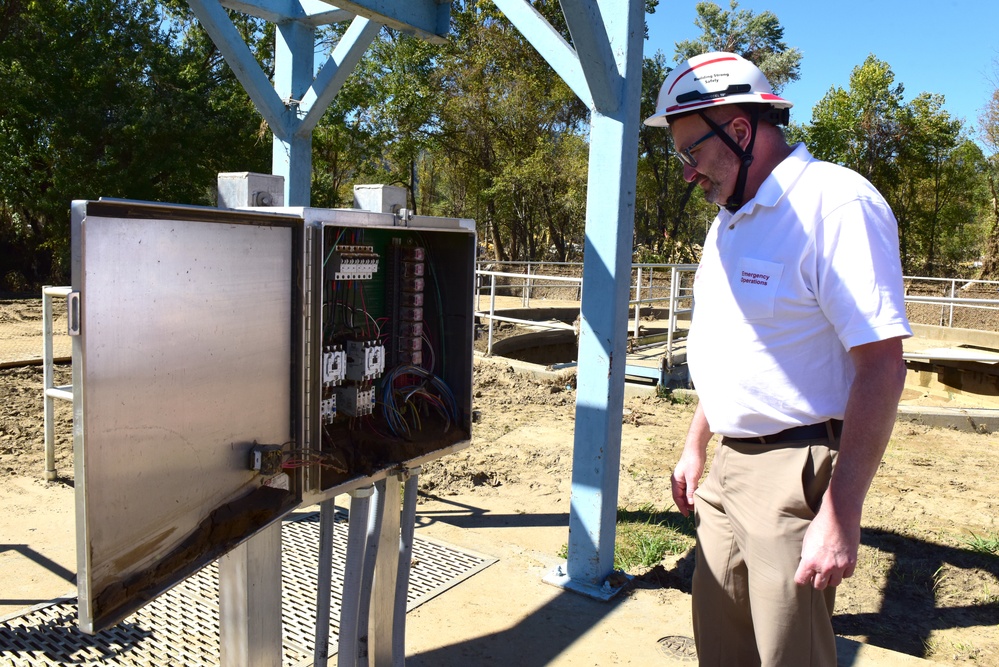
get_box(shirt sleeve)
[812,196,913,350]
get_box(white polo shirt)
[687,143,912,438]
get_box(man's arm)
[794,336,907,589]
[672,402,714,517]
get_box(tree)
[977,84,999,279]
[674,1,801,93]
[422,1,589,262]
[0,0,271,288]
[805,55,985,274]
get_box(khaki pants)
[692,438,839,667]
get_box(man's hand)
[671,452,705,517]
[793,336,906,590]
[672,403,712,517]
[794,505,859,590]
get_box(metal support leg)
[336,471,417,667]
[355,479,387,664]
[370,474,401,666]
[337,486,374,667]
[392,468,421,666]
[315,498,338,667]
[219,521,283,667]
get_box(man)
[644,52,912,666]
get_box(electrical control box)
[69,198,475,633]
[304,207,476,497]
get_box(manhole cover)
[657,635,697,661]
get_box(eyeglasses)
[673,120,732,168]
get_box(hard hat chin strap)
[697,110,760,212]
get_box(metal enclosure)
[293,207,476,506]
[70,199,475,634]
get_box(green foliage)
[975,83,999,279]
[674,1,801,93]
[0,0,270,288]
[804,55,988,276]
[0,1,990,286]
[614,504,695,571]
[962,531,999,556]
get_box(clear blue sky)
[644,0,999,134]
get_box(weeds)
[657,386,697,405]
[555,503,696,572]
[962,531,999,555]
[614,503,695,571]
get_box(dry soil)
[0,298,997,665]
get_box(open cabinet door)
[69,200,305,633]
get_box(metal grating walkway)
[0,509,495,666]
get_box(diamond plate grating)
[0,509,495,667]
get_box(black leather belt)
[726,419,843,445]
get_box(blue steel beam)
[187,0,291,138]
[317,0,449,43]
[297,16,381,136]
[222,0,354,25]
[540,0,643,597]
[559,0,624,114]
[272,19,318,204]
[490,0,592,109]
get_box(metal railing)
[42,285,73,481]
[475,270,581,355]
[474,263,697,356]
[473,264,999,358]
[904,276,999,328]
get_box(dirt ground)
[1,297,998,665]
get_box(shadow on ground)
[418,497,999,661]
[834,527,999,658]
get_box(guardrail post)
[949,279,956,328]
[524,261,532,306]
[632,266,642,337]
[488,273,497,356]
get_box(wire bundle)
[282,448,347,473]
[379,364,459,439]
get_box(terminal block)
[323,345,347,387]
[400,291,424,308]
[346,340,385,382]
[331,245,379,280]
[336,385,375,417]
[249,444,283,476]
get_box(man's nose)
[682,163,699,182]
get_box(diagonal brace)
[492,0,593,109]
[187,0,292,137]
[297,16,382,137]
[222,0,354,25]
[558,0,623,113]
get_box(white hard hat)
[643,52,792,127]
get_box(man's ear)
[730,115,753,150]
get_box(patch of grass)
[657,386,697,405]
[614,503,695,571]
[554,504,696,572]
[962,531,999,555]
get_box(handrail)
[42,285,73,481]
[474,264,697,356]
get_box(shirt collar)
[721,143,813,224]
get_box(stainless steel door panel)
[73,203,302,632]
